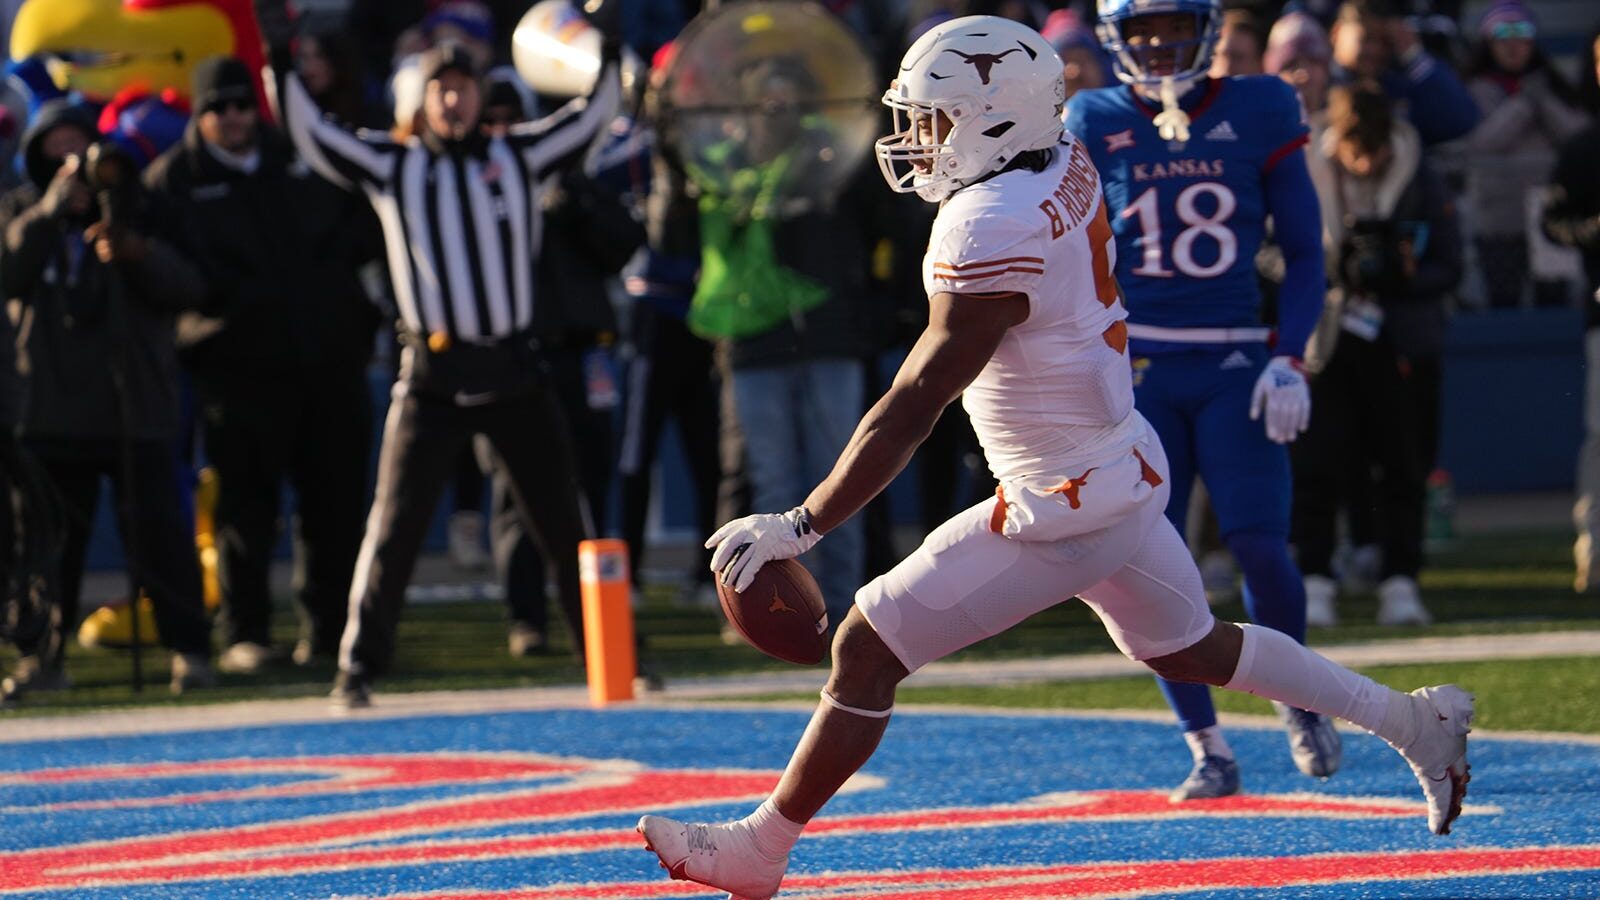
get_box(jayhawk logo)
[10,0,270,116]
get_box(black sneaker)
[330,670,371,710]
[1,656,70,704]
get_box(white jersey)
[924,136,1143,485]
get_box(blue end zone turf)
[1,705,1596,897]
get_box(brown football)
[717,557,830,665]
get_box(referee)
[284,31,621,708]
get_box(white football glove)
[1250,355,1311,444]
[706,506,823,593]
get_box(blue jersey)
[1065,76,1308,341]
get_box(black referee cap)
[418,41,482,85]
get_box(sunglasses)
[1490,20,1535,40]
[206,98,256,115]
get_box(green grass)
[2,530,1596,720]
[730,656,1600,735]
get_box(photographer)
[0,100,214,700]
[1291,84,1462,628]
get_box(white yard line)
[2,630,1595,745]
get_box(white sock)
[1223,623,1398,737]
[739,799,804,862]
[1183,726,1233,763]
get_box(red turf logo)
[0,752,1594,897]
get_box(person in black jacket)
[1542,25,1600,592]
[487,165,644,656]
[144,57,384,674]
[1292,84,1463,628]
[0,99,214,700]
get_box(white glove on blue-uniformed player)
[1250,355,1311,444]
[706,506,823,593]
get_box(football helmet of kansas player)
[1096,0,1223,88]
[875,15,1065,203]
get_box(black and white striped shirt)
[284,65,621,344]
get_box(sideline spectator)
[1041,10,1112,99]
[294,21,389,131]
[1267,12,1334,119]
[1292,85,1462,627]
[1460,1,1588,309]
[491,158,642,655]
[144,57,384,673]
[0,100,213,699]
[485,77,643,654]
[1266,10,1387,614]
[1330,0,1478,146]
[687,56,881,626]
[618,46,728,608]
[1212,8,1268,77]
[1543,26,1600,593]
[283,36,621,707]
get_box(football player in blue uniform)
[1066,0,1339,800]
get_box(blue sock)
[1157,678,1218,733]
[1229,532,1307,644]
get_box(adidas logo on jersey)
[1204,121,1239,142]
[1220,351,1253,371]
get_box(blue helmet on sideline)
[1095,0,1221,88]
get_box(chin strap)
[1152,77,1192,143]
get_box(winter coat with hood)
[0,100,206,443]
[1305,115,1464,367]
[142,120,383,377]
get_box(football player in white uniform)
[638,17,1473,899]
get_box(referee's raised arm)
[281,72,400,192]
[507,38,624,180]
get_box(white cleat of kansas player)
[1391,685,1475,835]
[637,815,787,900]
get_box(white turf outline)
[4,685,1600,747]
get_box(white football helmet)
[875,16,1066,203]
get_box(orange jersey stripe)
[934,266,1046,279]
[932,255,1045,272]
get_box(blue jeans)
[732,359,865,622]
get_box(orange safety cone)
[579,539,635,706]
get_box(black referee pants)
[489,347,610,640]
[340,377,590,679]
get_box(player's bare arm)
[708,290,1027,592]
[805,290,1027,534]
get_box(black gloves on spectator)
[39,156,91,221]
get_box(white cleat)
[1392,684,1474,835]
[637,815,787,900]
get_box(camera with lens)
[81,141,140,231]
[1337,216,1407,299]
